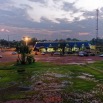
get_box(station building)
[34,41,90,53]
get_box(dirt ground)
[35,53,103,64]
[0,51,103,64]
[0,51,17,63]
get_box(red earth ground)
[0,51,103,64]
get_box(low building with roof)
[34,41,90,53]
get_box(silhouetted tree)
[16,43,34,65]
[59,42,66,56]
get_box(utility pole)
[8,35,10,47]
[95,9,99,53]
[96,9,99,40]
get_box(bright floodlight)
[23,36,31,45]
[25,37,29,41]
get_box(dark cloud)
[0,8,99,40]
[100,7,103,12]
[74,17,80,21]
[0,0,10,3]
[21,4,33,10]
[83,10,96,18]
[0,7,36,28]
[62,2,79,13]
[0,1,103,40]
[99,8,103,17]
[0,16,102,40]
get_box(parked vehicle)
[78,51,88,56]
[78,51,84,56]
[67,51,73,54]
[41,52,45,55]
[99,54,103,57]
[12,52,17,55]
[89,53,95,56]
[54,52,60,55]
[84,52,89,56]
[0,55,2,58]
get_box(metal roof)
[35,41,90,48]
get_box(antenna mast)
[96,9,99,39]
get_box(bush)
[16,44,35,65]
[26,55,35,64]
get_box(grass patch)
[0,61,103,102]
[71,78,96,91]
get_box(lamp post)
[23,36,31,46]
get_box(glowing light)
[23,36,31,45]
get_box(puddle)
[77,73,95,81]
[77,75,95,81]
[78,75,87,79]
[62,81,73,86]
[48,68,60,70]
[18,86,31,91]
[54,73,68,78]
[82,73,93,77]
[44,72,69,78]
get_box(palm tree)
[16,43,34,64]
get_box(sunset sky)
[0,0,103,40]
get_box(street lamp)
[23,36,31,45]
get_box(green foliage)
[16,43,35,65]
[26,55,35,64]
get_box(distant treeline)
[0,37,103,47]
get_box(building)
[34,41,90,53]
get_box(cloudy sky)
[0,0,103,40]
